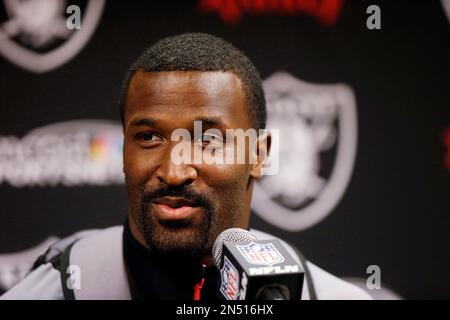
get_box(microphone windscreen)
[212,228,257,268]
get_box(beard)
[133,184,219,262]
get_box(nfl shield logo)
[219,256,240,300]
[236,242,285,266]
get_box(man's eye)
[136,132,162,146]
[140,133,155,141]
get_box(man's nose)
[155,143,198,186]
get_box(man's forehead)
[127,70,245,100]
[125,70,250,128]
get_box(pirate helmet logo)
[252,72,358,231]
[0,0,105,73]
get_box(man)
[1,33,371,300]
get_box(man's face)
[123,71,262,264]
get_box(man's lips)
[152,197,201,221]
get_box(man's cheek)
[125,153,155,184]
[202,165,249,198]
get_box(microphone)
[212,228,304,300]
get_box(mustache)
[140,184,215,212]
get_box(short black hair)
[119,33,266,130]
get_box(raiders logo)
[252,72,358,231]
[0,0,105,73]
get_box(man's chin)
[145,222,210,258]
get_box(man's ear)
[122,138,126,174]
[250,131,271,180]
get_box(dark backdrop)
[0,0,449,299]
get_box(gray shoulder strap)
[291,245,317,300]
[62,226,131,300]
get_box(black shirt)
[122,221,221,300]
